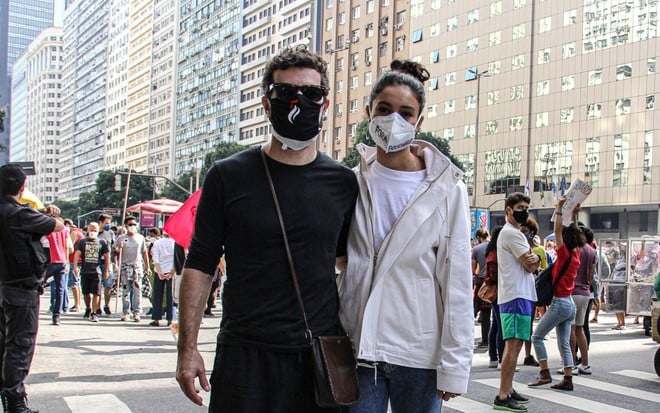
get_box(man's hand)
[176,348,210,406]
[438,390,460,401]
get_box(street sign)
[102,208,122,216]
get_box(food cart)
[599,237,660,336]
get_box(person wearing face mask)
[72,222,110,322]
[97,213,116,316]
[338,60,474,413]
[492,192,540,411]
[117,216,151,323]
[176,46,358,412]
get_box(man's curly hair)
[261,45,329,95]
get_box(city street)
[26,294,660,413]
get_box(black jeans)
[209,342,344,413]
[0,285,40,398]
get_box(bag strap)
[259,148,313,343]
[552,253,572,287]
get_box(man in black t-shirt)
[0,164,63,413]
[176,47,359,412]
[73,222,110,322]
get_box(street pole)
[472,70,489,207]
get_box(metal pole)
[473,74,482,207]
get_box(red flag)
[163,189,202,249]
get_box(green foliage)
[0,109,5,134]
[341,120,463,171]
[160,141,248,202]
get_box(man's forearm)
[177,268,213,352]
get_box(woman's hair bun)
[390,59,430,84]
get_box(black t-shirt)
[186,147,358,349]
[76,238,109,275]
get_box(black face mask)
[268,95,324,141]
[512,209,529,225]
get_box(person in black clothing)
[175,47,359,412]
[0,164,63,413]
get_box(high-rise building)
[104,0,130,171]
[59,0,109,200]
[173,0,241,178]
[10,28,63,203]
[0,0,55,164]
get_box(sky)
[54,0,65,27]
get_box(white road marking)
[443,396,499,412]
[64,394,131,413]
[611,369,660,383]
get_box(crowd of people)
[0,46,656,413]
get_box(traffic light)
[114,174,121,191]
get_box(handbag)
[535,255,571,306]
[477,282,497,303]
[260,149,359,407]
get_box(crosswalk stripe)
[572,375,660,403]
[443,396,497,412]
[474,378,639,413]
[64,394,131,413]
[611,369,660,383]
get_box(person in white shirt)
[150,229,175,326]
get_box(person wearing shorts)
[73,223,110,322]
[570,226,595,375]
[493,193,540,412]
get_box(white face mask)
[127,225,137,234]
[368,111,420,153]
[87,231,98,240]
[272,129,318,151]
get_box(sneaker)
[83,308,91,319]
[149,320,160,327]
[489,360,499,368]
[120,314,129,321]
[578,365,592,375]
[523,356,540,367]
[493,395,527,412]
[134,313,141,322]
[103,306,111,315]
[510,390,529,404]
[557,366,579,375]
[95,308,102,316]
[90,313,98,323]
[70,306,79,312]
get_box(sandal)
[589,318,598,323]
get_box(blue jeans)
[47,263,67,316]
[151,278,173,321]
[120,264,142,315]
[489,302,505,363]
[531,296,576,368]
[348,362,441,413]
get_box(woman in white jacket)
[338,60,474,413]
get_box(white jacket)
[338,141,474,394]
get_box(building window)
[447,16,458,31]
[430,50,440,63]
[364,71,372,85]
[562,42,576,59]
[352,5,360,19]
[513,0,526,9]
[468,9,479,24]
[560,108,574,124]
[326,18,333,31]
[613,133,629,187]
[512,54,525,69]
[536,80,550,96]
[365,47,373,65]
[534,141,573,191]
[445,72,456,86]
[616,64,632,80]
[539,16,551,33]
[336,80,343,93]
[444,100,456,114]
[513,23,525,39]
[366,0,374,13]
[336,103,343,116]
[334,127,342,139]
[349,99,358,113]
[488,60,501,74]
[644,130,653,184]
[561,75,575,91]
[427,104,438,118]
[487,90,500,105]
[465,95,477,110]
[467,38,479,52]
[350,76,358,89]
[564,9,577,26]
[431,0,441,10]
[585,137,600,188]
[429,77,439,90]
[586,103,602,119]
[430,23,440,37]
[411,0,424,17]
[510,85,524,100]
[536,112,548,127]
[615,98,631,115]
[588,69,603,85]
[412,29,423,43]
[510,116,523,131]
[338,12,345,24]
[647,95,655,110]
[464,124,476,139]
[379,42,388,57]
[538,49,551,64]
[484,147,521,195]
[486,120,498,135]
[491,1,502,16]
[446,45,457,59]
[648,58,656,74]
[489,31,501,46]
[443,128,454,140]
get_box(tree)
[160,141,248,201]
[342,120,464,171]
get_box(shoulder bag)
[477,282,497,303]
[535,255,571,306]
[260,149,359,408]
